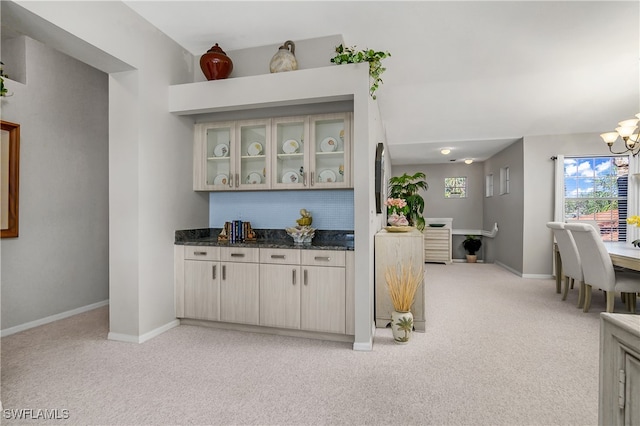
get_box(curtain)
[553,155,564,222]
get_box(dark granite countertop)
[175,228,354,251]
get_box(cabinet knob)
[212,265,216,280]
[303,269,308,285]
[314,256,331,261]
[271,254,285,259]
[292,269,296,285]
[194,251,207,256]
[222,265,226,280]
[230,253,245,258]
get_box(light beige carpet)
[2,263,616,425]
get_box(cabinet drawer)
[184,245,220,261]
[221,246,259,263]
[425,241,449,250]
[260,248,300,265]
[424,230,449,240]
[301,250,345,267]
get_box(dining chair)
[546,222,584,304]
[565,222,640,313]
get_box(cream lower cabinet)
[259,248,346,334]
[177,245,353,338]
[374,229,425,331]
[177,246,221,321]
[184,260,220,321]
[301,263,346,334]
[220,247,260,325]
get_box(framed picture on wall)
[1,120,20,238]
[374,142,385,214]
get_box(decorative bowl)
[429,224,446,227]
[286,226,316,244]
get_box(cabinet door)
[309,113,351,189]
[184,260,220,321]
[194,122,235,191]
[301,265,346,334]
[271,116,309,189]
[259,264,300,329]
[235,119,270,190]
[220,261,260,325]
[626,353,640,425]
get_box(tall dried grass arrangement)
[385,261,423,312]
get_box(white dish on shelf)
[318,169,337,183]
[282,139,299,154]
[282,170,300,184]
[213,174,229,185]
[247,142,263,156]
[320,137,337,152]
[246,172,262,184]
[213,143,229,157]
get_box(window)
[500,167,510,195]
[485,174,493,197]
[445,177,467,198]
[564,156,628,241]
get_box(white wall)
[0,36,109,332]
[11,1,209,341]
[391,162,485,230]
[521,132,628,276]
[483,140,524,274]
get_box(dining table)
[553,241,640,294]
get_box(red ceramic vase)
[199,43,233,80]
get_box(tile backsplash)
[210,189,354,230]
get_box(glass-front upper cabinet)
[310,113,351,189]
[236,119,270,190]
[194,121,235,191]
[272,116,309,189]
[194,113,351,191]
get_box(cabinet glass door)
[272,117,307,188]
[237,120,269,190]
[206,125,233,189]
[311,113,350,188]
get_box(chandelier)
[600,113,640,156]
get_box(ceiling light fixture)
[440,148,451,155]
[464,159,473,164]
[600,113,640,156]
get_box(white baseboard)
[352,322,375,351]
[108,319,180,344]
[1,300,109,338]
[495,261,553,279]
[522,273,554,279]
[495,261,522,276]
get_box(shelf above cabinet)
[169,64,369,116]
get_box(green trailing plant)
[330,44,391,99]
[463,235,482,255]
[388,172,429,230]
[0,62,8,97]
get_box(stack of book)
[219,221,256,243]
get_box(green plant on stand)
[330,44,391,99]
[388,172,429,230]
